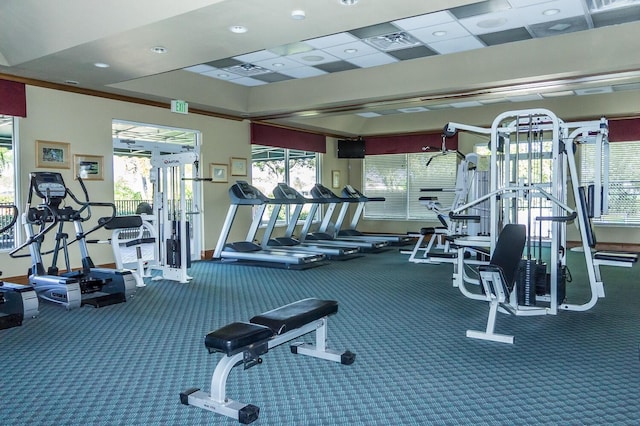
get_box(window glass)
[0,115,16,249]
[363,152,457,221]
[579,141,640,225]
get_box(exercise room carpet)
[2,250,639,425]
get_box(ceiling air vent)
[223,63,272,77]
[363,32,421,51]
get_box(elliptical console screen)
[32,172,66,199]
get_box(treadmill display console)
[236,181,257,199]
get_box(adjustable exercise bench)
[180,298,356,424]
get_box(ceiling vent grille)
[363,32,422,51]
[223,63,272,77]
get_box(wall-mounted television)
[337,139,366,158]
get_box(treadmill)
[301,184,388,253]
[264,183,362,260]
[336,185,415,246]
[211,181,326,269]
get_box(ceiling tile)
[398,106,429,113]
[349,22,401,39]
[612,82,640,91]
[392,11,454,31]
[314,61,360,73]
[427,36,485,54]
[450,0,513,19]
[408,21,473,43]
[345,52,398,68]
[575,86,614,95]
[387,45,437,60]
[252,73,295,83]
[184,64,216,73]
[278,66,327,78]
[509,94,543,102]
[304,32,359,49]
[356,112,382,118]
[205,58,242,68]
[229,77,268,87]
[459,10,526,35]
[321,40,379,59]
[528,16,589,37]
[233,50,279,63]
[519,0,586,26]
[478,27,532,45]
[592,5,640,27]
[253,56,305,71]
[450,100,484,108]
[201,69,243,81]
[268,42,314,56]
[288,49,341,65]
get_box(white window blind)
[579,141,640,225]
[363,152,457,220]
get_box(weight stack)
[167,221,191,268]
[517,259,542,306]
[538,265,567,304]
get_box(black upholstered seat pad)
[250,298,338,334]
[204,322,273,356]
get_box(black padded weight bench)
[180,298,355,424]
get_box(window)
[363,152,457,221]
[0,115,17,249]
[251,145,318,224]
[579,141,640,225]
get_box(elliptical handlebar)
[0,204,19,235]
[9,204,58,258]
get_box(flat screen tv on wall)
[337,139,366,158]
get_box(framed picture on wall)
[210,163,228,183]
[230,157,247,176]
[36,140,71,169]
[74,154,104,180]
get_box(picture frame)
[73,154,104,180]
[210,163,228,183]
[230,157,247,176]
[332,170,341,189]
[36,140,71,169]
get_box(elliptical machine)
[12,172,136,309]
[1,204,39,328]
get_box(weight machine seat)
[489,224,527,292]
[204,299,339,356]
[100,215,144,230]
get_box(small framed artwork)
[210,163,228,183]
[230,157,247,176]
[332,170,341,189]
[36,140,71,169]
[74,154,104,180]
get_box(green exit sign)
[171,99,189,114]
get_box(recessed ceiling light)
[272,62,285,67]
[65,80,79,85]
[432,30,447,37]
[229,25,248,34]
[543,8,561,16]
[217,73,230,78]
[477,17,508,29]
[344,48,358,54]
[291,10,306,20]
[150,46,168,54]
[94,62,110,68]
[340,0,358,5]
